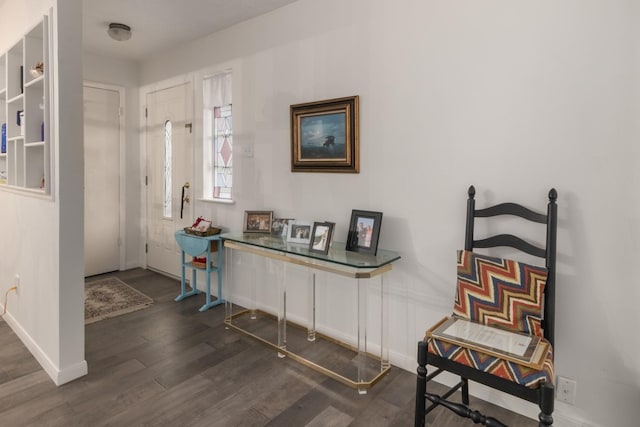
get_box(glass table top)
[221,233,401,269]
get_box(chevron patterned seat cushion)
[426,250,553,387]
[427,336,554,387]
[454,250,548,336]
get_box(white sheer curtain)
[202,70,232,199]
[203,71,232,109]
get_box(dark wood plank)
[0,268,538,426]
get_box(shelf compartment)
[24,143,44,189]
[6,41,23,101]
[24,21,44,88]
[0,53,6,94]
[7,96,24,140]
[7,139,24,187]
[24,82,44,144]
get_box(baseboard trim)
[2,311,87,386]
[55,360,88,385]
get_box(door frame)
[83,80,126,273]
[140,74,195,271]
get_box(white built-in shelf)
[24,141,44,147]
[0,15,50,195]
[24,74,43,88]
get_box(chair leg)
[538,381,554,426]
[461,377,470,405]
[415,341,427,427]
[425,393,508,427]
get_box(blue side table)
[174,230,224,312]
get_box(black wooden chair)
[415,186,558,427]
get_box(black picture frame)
[308,221,335,255]
[346,210,383,255]
[290,96,359,173]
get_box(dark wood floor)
[0,268,536,426]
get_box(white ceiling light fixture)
[107,23,132,41]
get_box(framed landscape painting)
[290,96,359,173]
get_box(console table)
[174,230,224,312]
[221,233,401,393]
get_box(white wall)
[0,0,86,385]
[137,1,640,425]
[83,53,142,269]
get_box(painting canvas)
[299,113,346,161]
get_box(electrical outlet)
[14,274,19,290]
[557,376,577,405]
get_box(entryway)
[83,82,124,277]
[145,81,193,278]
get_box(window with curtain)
[203,71,232,201]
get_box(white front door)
[84,84,122,277]
[145,82,193,277]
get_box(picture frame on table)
[286,220,313,244]
[271,218,295,237]
[243,210,273,233]
[308,221,335,255]
[290,96,359,173]
[345,210,383,255]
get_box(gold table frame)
[221,234,401,394]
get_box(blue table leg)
[199,238,225,311]
[175,249,201,301]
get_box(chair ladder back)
[544,188,558,347]
[463,185,558,346]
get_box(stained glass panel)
[213,104,232,199]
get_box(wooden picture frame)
[308,221,335,255]
[345,209,383,255]
[243,210,273,233]
[286,220,313,244]
[290,96,359,173]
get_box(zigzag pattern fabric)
[426,336,554,387]
[453,250,548,336]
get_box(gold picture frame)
[290,96,359,173]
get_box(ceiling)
[82,0,300,61]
